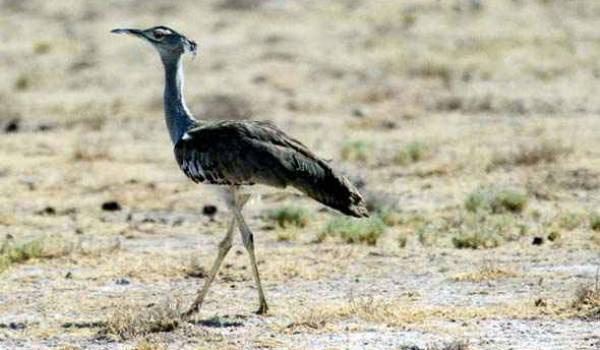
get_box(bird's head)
[111,26,197,61]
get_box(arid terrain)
[1,1,600,349]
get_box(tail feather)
[293,167,369,218]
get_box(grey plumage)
[112,25,368,318]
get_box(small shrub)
[268,206,309,229]
[103,299,183,340]
[465,189,527,214]
[416,224,440,247]
[451,263,516,282]
[452,232,501,249]
[488,140,571,170]
[72,139,111,161]
[394,141,430,165]
[489,190,527,214]
[571,284,600,320]
[14,74,31,91]
[340,140,371,162]
[33,41,51,55]
[409,59,453,84]
[380,210,403,226]
[363,190,401,226]
[401,12,417,29]
[558,212,583,231]
[397,233,408,248]
[464,190,489,212]
[1,235,117,272]
[132,339,167,350]
[0,236,78,272]
[547,230,561,242]
[276,230,297,242]
[320,217,385,246]
[590,213,600,232]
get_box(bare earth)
[1,1,599,349]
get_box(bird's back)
[174,120,368,217]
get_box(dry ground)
[1,1,600,349]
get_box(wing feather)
[174,121,368,217]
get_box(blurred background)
[1,1,599,349]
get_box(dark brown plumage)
[175,120,368,218]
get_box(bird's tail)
[293,167,369,218]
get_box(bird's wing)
[174,120,305,186]
[174,120,368,217]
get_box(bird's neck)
[161,55,197,144]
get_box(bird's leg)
[183,191,251,319]
[183,216,236,319]
[231,192,269,315]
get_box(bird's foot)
[255,302,269,315]
[182,304,200,321]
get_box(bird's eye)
[153,30,165,40]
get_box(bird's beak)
[110,28,144,37]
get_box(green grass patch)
[394,141,430,165]
[557,211,583,231]
[452,232,502,249]
[319,216,385,246]
[268,205,310,229]
[340,140,371,162]
[0,236,73,272]
[465,189,527,214]
[275,230,298,242]
[590,212,600,232]
[397,233,408,248]
[363,191,402,226]
[450,212,525,249]
[490,190,528,213]
[488,140,572,170]
[464,190,488,213]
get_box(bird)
[111,25,368,318]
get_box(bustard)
[111,26,368,317]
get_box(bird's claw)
[255,303,269,315]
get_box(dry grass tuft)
[267,205,310,229]
[72,138,111,161]
[488,140,572,170]
[340,140,371,163]
[0,235,77,272]
[103,299,183,340]
[394,141,431,165]
[318,216,385,245]
[451,263,517,282]
[465,189,528,214]
[557,211,583,231]
[414,210,526,249]
[571,281,600,321]
[285,306,342,332]
[287,296,547,334]
[214,0,266,11]
[132,338,167,350]
[590,213,600,232]
[452,232,501,250]
[363,190,402,226]
[397,233,408,248]
[450,212,525,249]
[400,341,470,350]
